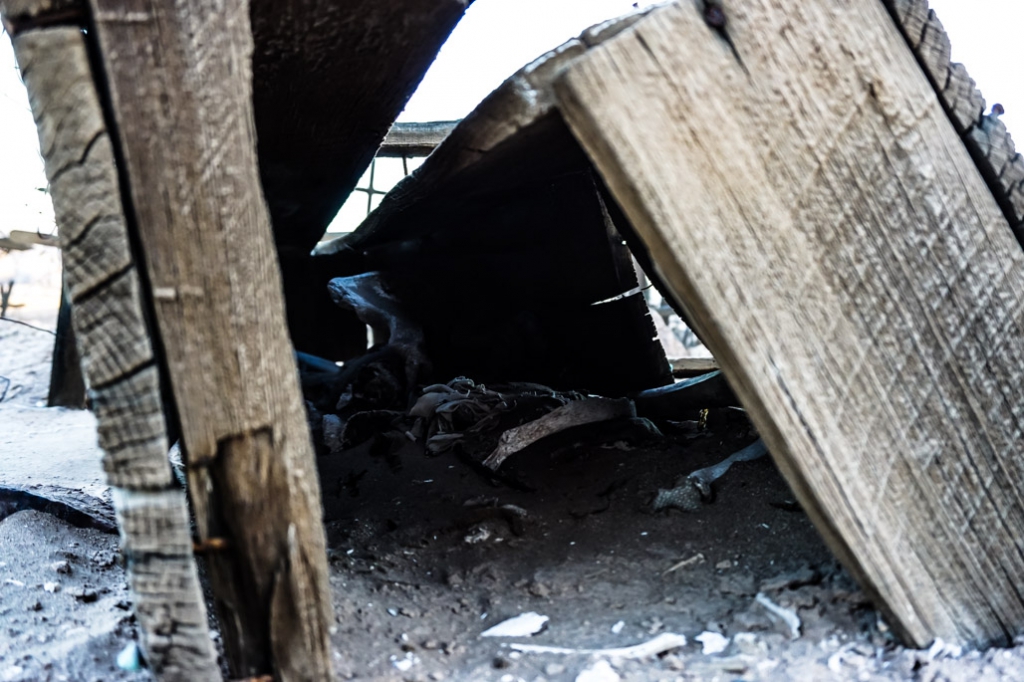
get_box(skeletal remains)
[295,271,766,505]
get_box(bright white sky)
[1,0,1021,237]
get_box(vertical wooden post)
[2,0,220,678]
[48,281,87,408]
[83,0,334,678]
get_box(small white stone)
[116,642,143,672]
[1,666,24,682]
[575,660,619,682]
[481,612,549,637]
[610,620,625,634]
[390,653,419,672]
[695,631,730,655]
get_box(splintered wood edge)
[314,6,654,255]
[7,24,219,677]
[884,0,1024,245]
[377,121,460,157]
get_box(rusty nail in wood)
[192,537,230,553]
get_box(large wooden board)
[556,1,1024,648]
[4,10,219,677]
[87,0,333,677]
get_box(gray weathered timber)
[87,0,333,678]
[884,0,1024,244]
[377,121,459,158]
[7,23,218,679]
[556,0,1024,648]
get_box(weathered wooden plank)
[90,366,174,488]
[0,485,116,533]
[376,120,458,158]
[916,10,950,91]
[317,6,654,256]
[669,357,718,378]
[0,0,82,31]
[891,0,929,48]
[556,1,1024,648]
[969,116,1024,226]
[87,0,333,677]
[941,62,985,134]
[884,0,1024,244]
[7,21,218,679]
[114,489,222,679]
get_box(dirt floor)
[5,254,1024,681]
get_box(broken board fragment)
[554,0,1024,649]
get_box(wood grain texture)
[885,0,1024,244]
[556,1,1024,648]
[87,0,333,677]
[113,489,221,679]
[9,25,218,678]
[377,121,459,158]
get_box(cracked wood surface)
[85,0,332,678]
[556,0,1024,648]
[884,0,1024,247]
[4,19,218,679]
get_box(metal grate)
[325,121,458,235]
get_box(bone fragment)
[482,397,635,470]
[510,632,687,658]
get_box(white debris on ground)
[575,659,620,682]
[510,632,687,659]
[696,630,730,655]
[480,612,549,637]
